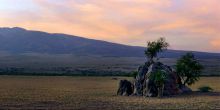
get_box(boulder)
[179,85,193,93]
[117,61,192,97]
[117,80,134,96]
[133,61,151,96]
[134,61,190,97]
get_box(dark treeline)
[0,67,133,76]
[0,68,218,77]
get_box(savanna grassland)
[0,55,220,76]
[0,76,219,109]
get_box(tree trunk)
[157,85,164,98]
[183,77,189,86]
[161,84,164,97]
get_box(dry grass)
[0,76,219,109]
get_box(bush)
[198,86,213,92]
[130,71,138,78]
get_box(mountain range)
[0,27,219,59]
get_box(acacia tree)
[145,37,169,63]
[150,70,167,97]
[176,52,203,86]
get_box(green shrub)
[198,86,213,92]
[130,71,138,78]
[150,70,167,97]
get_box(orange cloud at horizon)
[0,0,219,52]
[211,39,220,48]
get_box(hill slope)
[0,27,219,59]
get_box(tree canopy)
[145,37,169,63]
[176,52,203,86]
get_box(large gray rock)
[179,85,193,93]
[117,80,134,96]
[134,62,187,97]
[133,61,151,96]
[117,61,192,97]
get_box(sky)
[0,0,219,53]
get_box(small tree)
[145,37,169,63]
[176,52,203,86]
[150,70,167,97]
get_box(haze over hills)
[0,27,219,76]
[0,27,220,59]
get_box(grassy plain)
[0,76,219,109]
[0,55,219,76]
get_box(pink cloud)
[0,0,219,52]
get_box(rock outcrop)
[117,80,134,96]
[117,61,192,97]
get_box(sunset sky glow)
[0,0,219,52]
